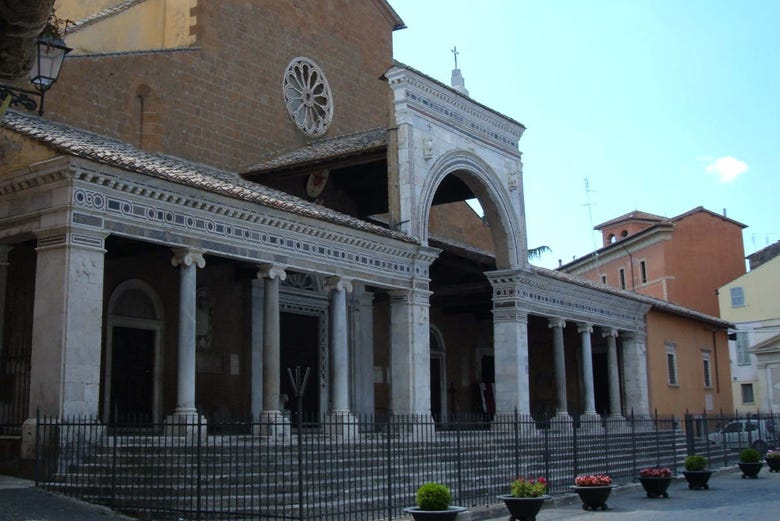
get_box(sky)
[389,0,779,269]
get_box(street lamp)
[0,35,72,116]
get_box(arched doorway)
[104,280,164,423]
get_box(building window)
[730,286,745,307]
[702,351,712,388]
[619,268,626,289]
[600,274,607,284]
[639,260,648,284]
[736,332,751,365]
[666,343,678,386]
[741,383,755,404]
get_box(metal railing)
[31,410,693,521]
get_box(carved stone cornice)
[385,64,524,155]
[486,268,648,331]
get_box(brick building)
[0,0,732,451]
[560,207,747,317]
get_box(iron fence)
[28,410,706,521]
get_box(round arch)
[104,279,165,423]
[417,150,526,269]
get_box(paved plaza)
[2,467,779,520]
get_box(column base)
[578,412,604,433]
[254,410,291,438]
[324,410,359,440]
[164,410,207,440]
[550,412,574,433]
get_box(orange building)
[560,207,747,317]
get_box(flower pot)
[571,485,613,511]
[738,461,763,479]
[682,470,712,490]
[403,506,467,521]
[639,476,672,498]
[766,458,780,473]
[497,494,550,521]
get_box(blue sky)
[389,0,779,269]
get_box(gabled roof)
[595,210,667,230]
[750,332,780,355]
[1,110,416,243]
[671,206,747,229]
[244,127,387,175]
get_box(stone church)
[0,0,732,445]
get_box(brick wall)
[46,0,395,171]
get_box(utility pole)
[584,177,597,251]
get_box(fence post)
[386,415,392,521]
[630,409,637,478]
[196,413,202,521]
[34,408,40,487]
[111,416,117,509]
[654,409,660,466]
[456,416,463,499]
[513,408,520,479]
[684,411,695,456]
[543,420,550,488]
[671,414,678,473]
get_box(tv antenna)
[584,177,597,250]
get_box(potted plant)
[572,474,613,511]
[738,447,763,478]
[682,455,712,490]
[638,467,673,498]
[766,449,780,472]
[403,482,467,520]
[497,476,550,521]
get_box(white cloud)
[705,156,749,182]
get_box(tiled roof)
[1,111,416,244]
[244,127,387,174]
[595,210,667,230]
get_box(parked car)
[707,419,776,452]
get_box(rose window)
[282,57,333,136]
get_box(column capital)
[324,275,353,293]
[257,263,287,281]
[36,226,108,252]
[601,327,619,339]
[171,247,205,269]
[547,317,566,329]
[389,288,432,305]
[577,322,593,334]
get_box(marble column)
[389,288,432,417]
[27,228,107,418]
[602,328,623,418]
[325,276,357,438]
[257,263,289,437]
[548,318,572,425]
[249,278,264,420]
[578,323,601,430]
[166,248,206,436]
[22,228,107,458]
[621,331,651,418]
[492,309,531,417]
[350,282,375,418]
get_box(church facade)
[0,1,731,448]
